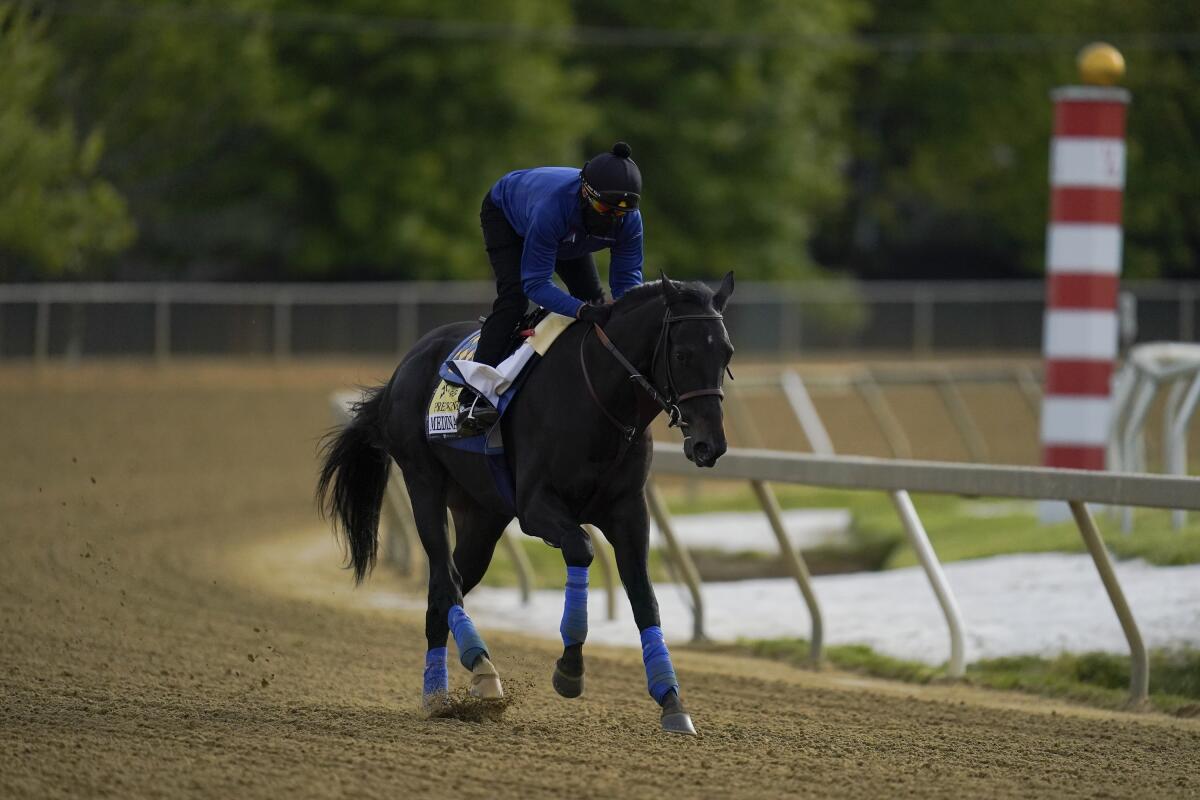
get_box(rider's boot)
[456,388,499,436]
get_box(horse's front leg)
[519,495,594,699]
[553,524,594,698]
[602,500,696,735]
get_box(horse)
[316,272,735,734]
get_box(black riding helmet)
[582,141,641,214]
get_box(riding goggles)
[582,179,639,217]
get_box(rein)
[580,309,726,443]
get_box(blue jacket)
[489,167,643,318]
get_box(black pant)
[474,193,603,367]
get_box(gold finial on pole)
[1077,42,1126,86]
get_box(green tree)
[264,0,593,279]
[45,0,280,277]
[571,0,866,280]
[822,0,1200,280]
[0,4,133,278]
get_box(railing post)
[154,289,171,364]
[936,374,990,462]
[645,481,705,642]
[914,289,934,355]
[1121,377,1159,531]
[397,298,419,356]
[34,297,50,364]
[501,525,534,605]
[1181,286,1195,342]
[889,490,966,678]
[384,479,423,579]
[751,480,823,664]
[1068,500,1149,707]
[1168,373,1200,529]
[274,294,292,361]
[724,382,761,448]
[584,525,619,621]
[1014,364,1043,419]
[780,370,835,455]
[856,373,912,459]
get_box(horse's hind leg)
[448,502,511,699]
[400,464,502,706]
[450,503,510,597]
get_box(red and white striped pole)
[1040,43,1129,519]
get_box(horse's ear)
[659,271,680,305]
[713,271,735,312]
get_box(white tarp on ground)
[370,551,1200,665]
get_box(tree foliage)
[571,0,865,280]
[264,0,592,279]
[819,0,1200,280]
[0,4,133,279]
[5,1,1199,282]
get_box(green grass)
[720,637,1200,716]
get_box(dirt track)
[1,361,1197,799]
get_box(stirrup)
[456,395,498,435]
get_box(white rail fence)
[1108,342,1200,530]
[650,444,1200,707]
[331,391,1200,707]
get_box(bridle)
[580,308,729,443]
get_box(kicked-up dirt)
[1,360,1197,799]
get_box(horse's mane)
[613,279,715,314]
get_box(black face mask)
[581,196,616,238]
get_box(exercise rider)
[456,141,645,435]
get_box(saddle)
[424,309,573,448]
[424,309,575,506]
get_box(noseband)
[581,309,727,442]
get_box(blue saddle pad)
[425,330,534,511]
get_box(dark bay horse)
[317,273,734,734]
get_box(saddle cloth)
[425,311,575,452]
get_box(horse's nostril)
[693,442,711,462]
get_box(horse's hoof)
[661,711,697,735]
[660,690,697,735]
[469,656,504,700]
[552,665,584,698]
[422,691,450,712]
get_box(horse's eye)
[674,350,690,364]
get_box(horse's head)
[656,272,735,468]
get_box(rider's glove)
[576,302,614,327]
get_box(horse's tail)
[316,386,391,584]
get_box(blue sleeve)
[521,205,584,318]
[609,212,644,299]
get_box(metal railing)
[649,443,1200,706]
[332,389,1200,705]
[5,279,1199,359]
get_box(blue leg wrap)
[423,647,448,697]
[560,566,589,647]
[447,604,488,670]
[640,625,680,704]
